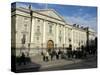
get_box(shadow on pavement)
[11,55,41,73]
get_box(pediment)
[35,9,65,21]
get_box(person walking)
[56,49,59,60]
[20,52,26,65]
[45,51,49,62]
[58,49,62,59]
[41,50,46,61]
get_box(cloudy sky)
[12,2,97,32]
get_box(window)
[59,36,61,42]
[37,26,40,32]
[37,19,40,22]
[69,38,71,42]
[24,17,28,20]
[24,24,27,27]
[21,34,26,44]
[37,36,39,40]
[24,24,27,31]
[60,30,61,35]
[49,25,52,33]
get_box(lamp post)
[55,44,57,50]
[28,5,32,57]
[63,44,64,49]
[21,32,26,55]
[86,27,89,54]
[41,43,43,52]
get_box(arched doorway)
[47,40,54,52]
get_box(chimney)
[29,5,32,10]
[81,26,83,29]
[73,24,76,27]
[77,25,79,28]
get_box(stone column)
[71,29,73,51]
[31,17,35,45]
[56,24,58,48]
[43,20,46,48]
[63,26,65,45]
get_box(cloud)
[64,14,97,32]
[16,3,37,10]
[16,3,28,8]
[36,3,45,7]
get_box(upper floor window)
[37,36,39,41]
[21,34,26,44]
[37,19,40,22]
[59,36,61,43]
[60,30,61,35]
[24,24,27,31]
[24,17,28,20]
[24,24,27,27]
[37,26,40,32]
[69,38,71,42]
[24,24,27,28]
[49,25,52,34]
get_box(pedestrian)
[49,48,55,61]
[45,51,49,62]
[50,50,54,61]
[48,49,52,61]
[20,52,26,65]
[56,49,59,60]
[41,50,46,61]
[58,49,62,59]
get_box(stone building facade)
[11,7,96,56]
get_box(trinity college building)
[11,7,96,56]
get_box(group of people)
[41,48,88,62]
[17,52,31,65]
[41,49,65,62]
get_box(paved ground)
[15,54,97,73]
[31,54,82,69]
[40,55,97,71]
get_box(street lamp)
[41,43,43,51]
[63,44,64,50]
[28,5,33,57]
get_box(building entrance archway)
[47,40,54,52]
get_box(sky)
[12,2,97,32]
